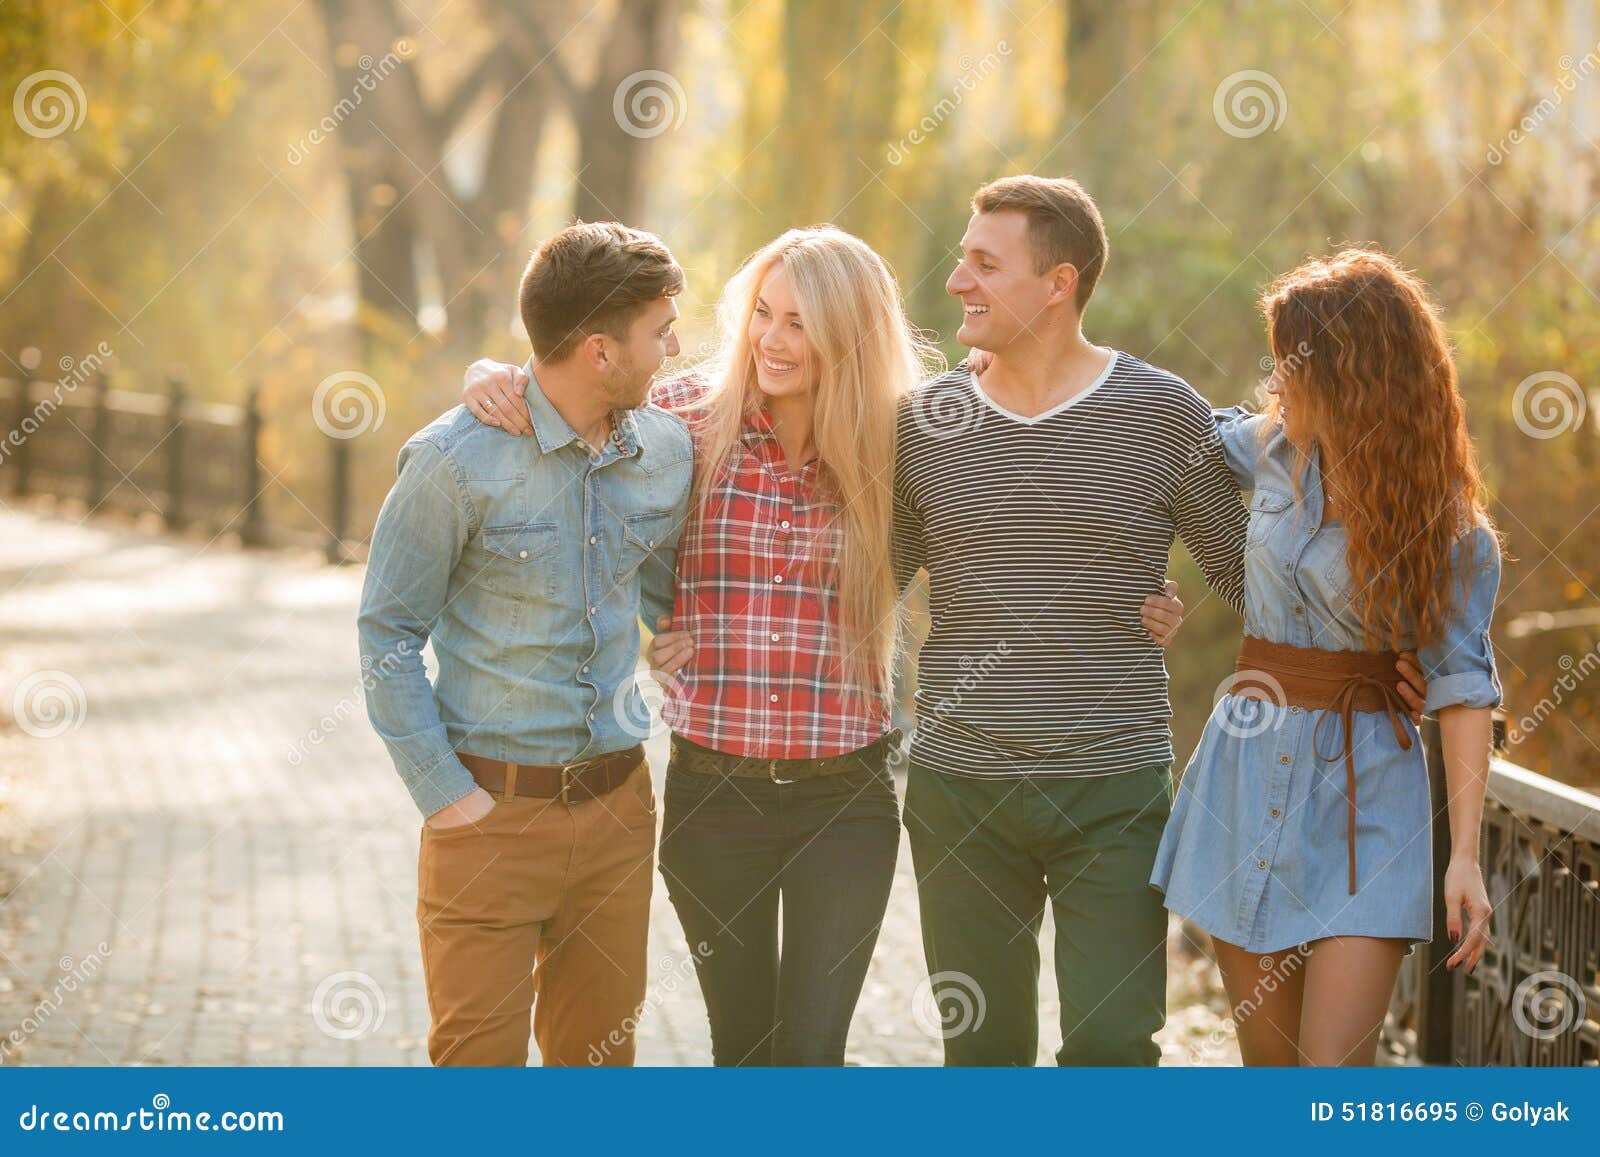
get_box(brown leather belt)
[669,729,901,783]
[456,745,644,804]
[1234,636,1414,895]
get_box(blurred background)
[2,0,1597,788]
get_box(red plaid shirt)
[652,374,891,759]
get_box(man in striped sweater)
[893,175,1248,1066]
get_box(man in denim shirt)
[359,222,693,1066]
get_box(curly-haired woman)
[1150,249,1502,1066]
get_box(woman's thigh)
[1211,936,1310,1066]
[1298,934,1407,1066]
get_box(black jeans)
[658,736,900,1066]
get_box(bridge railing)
[1383,715,1600,1065]
[0,374,356,561]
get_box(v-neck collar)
[970,349,1120,426]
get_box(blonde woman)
[463,226,932,1064]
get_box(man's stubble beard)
[604,353,656,411]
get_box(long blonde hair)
[681,226,942,694]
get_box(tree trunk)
[573,0,680,224]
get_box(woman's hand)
[1442,854,1491,974]
[1141,580,1184,646]
[1396,652,1427,725]
[965,348,993,375]
[648,615,695,680]
[463,358,534,436]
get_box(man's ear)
[579,331,612,373]
[1048,263,1081,309]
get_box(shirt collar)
[740,397,822,477]
[522,358,642,459]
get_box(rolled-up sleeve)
[1212,405,1269,491]
[1419,522,1504,714]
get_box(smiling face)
[747,264,814,400]
[946,210,1067,354]
[598,296,681,409]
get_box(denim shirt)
[358,365,693,816]
[1212,406,1502,709]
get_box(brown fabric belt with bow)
[1233,636,1414,895]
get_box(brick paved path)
[0,504,1237,1065]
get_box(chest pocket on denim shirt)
[1246,488,1295,548]
[615,510,673,584]
[1316,526,1358,605]
[479,522,559,598]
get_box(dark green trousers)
[904,758,1174,1066]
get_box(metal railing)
[1383,716,1600,1065]
[1,375,355,560]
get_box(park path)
[0,503,1236,1065]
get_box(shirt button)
[1293,606,1304,615]
[1289,706,1301,715]
[773,574,784,584]
[769,694,779,703]
[780,520,791,529]
[588,606,596,615]
[647,540,655,548]
[771,633,780,642]
[589,535,597,544]
[519,550,528,559]
[1279,754,1291,765]
[1270,808,1281,818]
[581,665,590,674]
[587,712,595,722]
[1257,859,1268,869]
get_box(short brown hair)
[972,175,1108,309]
[519,221,684,363]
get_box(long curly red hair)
[1260,249,1496,650]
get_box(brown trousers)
[415,760,657,1066]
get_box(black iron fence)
[1,374,357,561]
[1383,717,1600,1066]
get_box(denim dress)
[1149,407,1503,955]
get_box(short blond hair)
[972,175,1108,309]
